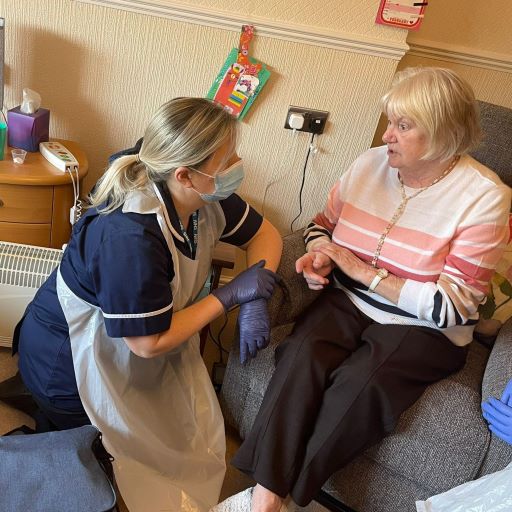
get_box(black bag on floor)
[0,425,118,512]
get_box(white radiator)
[0,241,62,348]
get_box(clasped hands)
[482,379,512,445]
[296,241,365,290]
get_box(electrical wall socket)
[284,106,329,134]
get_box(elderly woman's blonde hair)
[90,97,238,213]
[381,67,481,161]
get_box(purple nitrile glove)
[481,379,512,446]
[238,299,271,365]
[211,260,278,312]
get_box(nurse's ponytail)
[90,97,237,214]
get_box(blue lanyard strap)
[178,210,199,257]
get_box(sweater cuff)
[397,279,426,317]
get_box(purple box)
[7,106,50,152]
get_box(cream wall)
[2,0,407,234]
[150,0,406,42]
[407,1,512,55]
[405,0,512,108]
[372,0,512,146]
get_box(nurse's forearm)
[244,218,282,271]
[124,295,224,358]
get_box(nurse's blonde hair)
[90,97,237,213]
[381,67,481,161]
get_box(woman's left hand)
[315,242,369,283]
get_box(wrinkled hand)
[238,299,270,365]
[481,379,512,445]
[315,242,368,282]
[211,260,279,311]
[295,251,334,290]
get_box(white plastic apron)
[56,184,226,512]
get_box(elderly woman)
[227,67,511,512]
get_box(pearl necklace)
[371,155,460,268]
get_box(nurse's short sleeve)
[219,194,263,246]
[89,230,173,338]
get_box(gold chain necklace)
[371,155,460,268]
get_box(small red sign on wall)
[376,0,428,31]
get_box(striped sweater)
[305,146,511,346]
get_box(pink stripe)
[341,203,453,246]
[333,221,449,273]
[445,254,495,282]
[312,212,335,233]
[454,223,509,244]
[325,181,344,225]
[348,247,439,282]
[451,244,506,267]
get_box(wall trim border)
[408,40,512,73]
[75,0,409,59]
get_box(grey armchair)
[220,101,512,512]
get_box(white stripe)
[102,302,173,319]
[443,266,490,289]
[338,219,435,256]
[452,239,508,249]
[221,203,249,239]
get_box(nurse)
[15,97,282,511]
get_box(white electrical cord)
[66,165,81,224]
[74,165,82,222]
[261,129,302,217]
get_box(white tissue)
[20,88,41,114]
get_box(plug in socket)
[285,106,329,134]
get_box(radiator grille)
[0,241,63,288]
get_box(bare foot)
[251,484,284,512]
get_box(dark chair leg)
[315,490,359,512]
[0,371,38,417]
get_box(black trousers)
[232,288,467,506]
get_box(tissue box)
[7,106,50,152]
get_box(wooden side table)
[0,140,88,249]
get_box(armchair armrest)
[482,319,512,400]
[479,318,512,475]
[267,230,321,328]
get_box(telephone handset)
[39,141,82,225]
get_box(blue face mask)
[191,160,245,202]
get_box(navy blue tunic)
[17,177,262,411]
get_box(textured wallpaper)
[159,0,407,42]
[1,0,402,234]
[5,0,509,237]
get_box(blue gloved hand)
[481,379,512,445]
[238,299,271,365]
[211,260,278,312]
